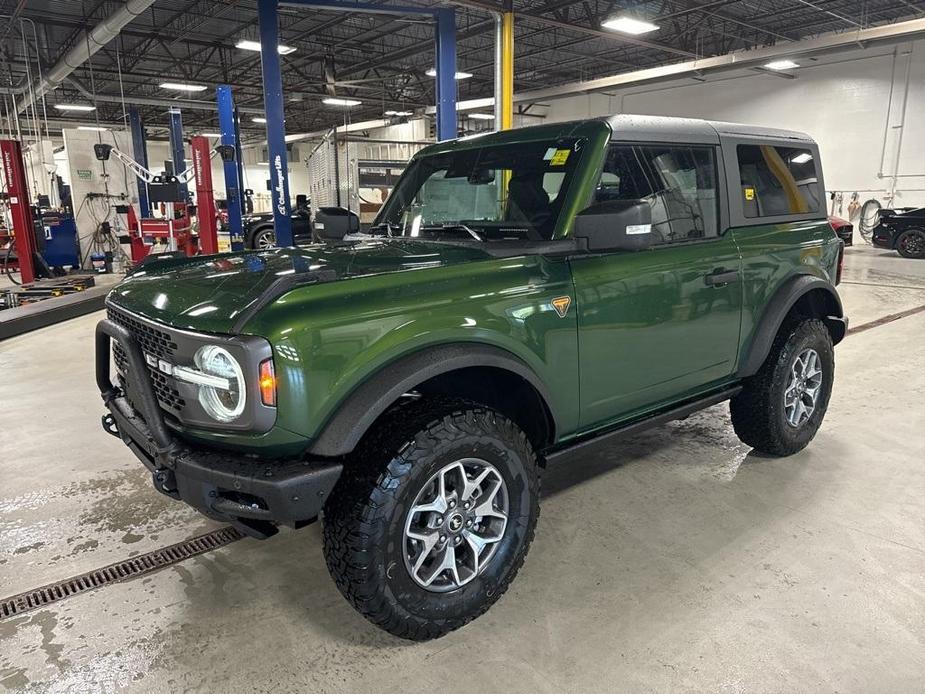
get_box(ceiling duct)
[17,0,156,114]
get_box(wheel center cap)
[448,514,464,532]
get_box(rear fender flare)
[737,274,845,378]
[307,343,558,457]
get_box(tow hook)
[101,414,120,439]
[153,468,179,497]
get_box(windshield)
[374,137,587,241]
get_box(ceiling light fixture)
[252,117,267,123]
[236,39,296,55]
[54,104,96,112]
[468,113,494,120]
[200,133,223,138]
[601,16,659,35]
[77,126,108,131]
[322,97,362,107]
[425,68,473,79]
[159,82,208,92]
[385,110,414,117]
[764,59,799,70]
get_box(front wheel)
[322,400,540,640]
[730,318,834,456]
[896,229,925,258]
[247,226,277,250]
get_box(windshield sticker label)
[543,147,557,161]
[626,224,651,235]
[550,149,570,166]
[744,187,755,201]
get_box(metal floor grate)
[0,526,244,620]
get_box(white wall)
[543,41,925,209]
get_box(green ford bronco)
[97,115,846,640]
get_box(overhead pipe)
[16,0,156,114]
[57,77,266,115]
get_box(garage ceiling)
[1,0,921,135]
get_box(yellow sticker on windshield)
[744,187,755,201]
[550,149,570,166]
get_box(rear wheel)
[896,228,925,259]
[322,399,540,640]
[730,318,834,456]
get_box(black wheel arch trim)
[307,343,559,457]
[737,274,845,378]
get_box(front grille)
[108,305,186,415]
[107,305,179,361]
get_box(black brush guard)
[96,319,342,539]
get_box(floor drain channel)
[0,526,244,620]
[847,303,925,336]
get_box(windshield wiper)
[367,221,401,237]
[421,223,484,242]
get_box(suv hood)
[107,240,492,334]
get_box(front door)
[570,142,743,429]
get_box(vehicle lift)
[94,137,230,262]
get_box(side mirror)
[315,206,360,240]
[573,199,653,252]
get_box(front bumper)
[96,318,342,539]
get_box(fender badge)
[551,296,571,318]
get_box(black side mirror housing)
[315,206,360,240]
[573,199,653,252]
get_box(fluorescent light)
[425,68,473,79]
[159,82,208,92]
[200,132,222,138]
[385,110,414,117]
[54,104,96,112]
[252,117,267,123]
[791,152,813,164]
[764,59,799,70]
[602,16,659,35]
[468,113,494,120]
[77,126,108,131]
[322,97,362,107]
[236,39,296,55]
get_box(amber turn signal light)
[259,358,277,407]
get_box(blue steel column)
[128,107,150,216]
[217,85,244,250]
[435,8,457,142]
[167,107,188,197]
[257,0,293,246]
[234,106,245,216]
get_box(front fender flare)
[737,274,845,378]
[307,343,558,457]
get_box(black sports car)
[872,207,925,259]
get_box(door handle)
[704,268,739,286]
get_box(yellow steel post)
[500,2,514,131]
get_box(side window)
[736,144,820,218]
[595,144,719,244]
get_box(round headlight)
[195,345,246,422]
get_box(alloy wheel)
[403,458,509,592]
[256,230,277,250]
[784,348,823,427]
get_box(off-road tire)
[730,318,834,456]
[322,399,540,641]
[896,228,925,259]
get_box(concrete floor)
[1,243,923,693]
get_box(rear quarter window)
[737,145,821,218]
